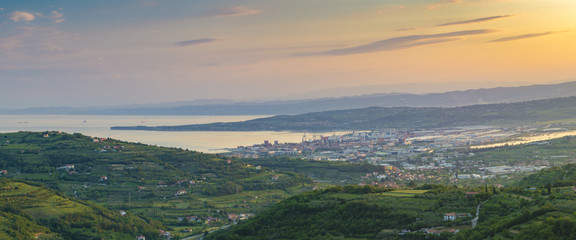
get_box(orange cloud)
[438,15,514,26]
[312,29,498,56]
[487,31,566,43]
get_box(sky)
[1,0,576,108]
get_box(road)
[472,203,481,228]
[181,225,232,240]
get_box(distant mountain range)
[112,96,576,132]
[4,81,576,115]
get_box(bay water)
[0,115,342,153]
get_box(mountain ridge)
[4,81,576,115]
[111,95,576,132]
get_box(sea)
[0,115,344,153]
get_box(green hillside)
[0,131,309,196]
[0,131,315,237]
[5,131,576,239]
[0,178,163,240]
[209,161,576,240]
[514,164,576,189]
[207,180,576,240]
[452,165,576,240]
[207,185,485,240]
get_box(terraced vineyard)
[0,179,164,239]
[0,181,91,219]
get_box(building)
[444,212,469,221]
[159,230,171,239]
[175,190,187,196]
[59,164,75,170]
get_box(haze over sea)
[0,115,342,153]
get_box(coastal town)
[224,126,521,162]
[223,126,561,186]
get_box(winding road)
[472,203,481,228]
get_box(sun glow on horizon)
[0,0,574,108]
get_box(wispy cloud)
[49,11,65,24]
[210,6,262,18]
[487,31,565,43]
[9,10,65,24]
[395,27,420,32]
[175,38,223,47]
[439,15,513,26]
[10,11,36,22]
[310,29,498,56]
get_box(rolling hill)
[207,171,576,240]
[3,131,576,239]
[0,131,317,238]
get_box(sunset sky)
[1,0,575,108]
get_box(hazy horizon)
[3,79,572,110]
[1,0,575,109]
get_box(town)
[225,126,523,162]
[224,126,561,187]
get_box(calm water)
[0,115,342,153]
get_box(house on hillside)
[136,236,146,240]
[444,212,470,221]
[228,213,239,222]
[380,181,398,188]
[93,137,107,142]
[58,164,75,170]
[465,192,479,198]
[159,230,171,239]
[175,190,187,196]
